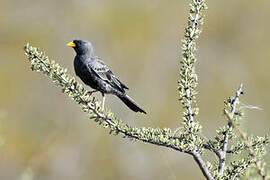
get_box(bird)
[67,39,146,114]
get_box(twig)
[179,0,214,179]
[224,84,266,180]
[218,84,243,175]
[230,121,266,180]
[226,141,266,154]
[192,150,215,180]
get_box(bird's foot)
[87,90,99,96]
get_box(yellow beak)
[66,41,76,47]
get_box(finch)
[67,39,146,114]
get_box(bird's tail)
[118,95,146,114]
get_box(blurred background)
[0,0,270,179]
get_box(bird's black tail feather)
[118,95,146,114]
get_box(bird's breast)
[74,57,97,89]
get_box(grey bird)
[67,39,146,114]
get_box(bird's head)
[67,39,95,56]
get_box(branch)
[224,84,267,180]
[192,150,214,180]
[225,157,255,180]
[179,1,214,179]
[230,121,266,180]
[218,84,243,175]
[227,137,269,154]
[24,44,197,154]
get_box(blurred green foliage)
[0,0,270,179]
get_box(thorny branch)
[224,84,267,180]
[223,84,266,180]
[230,121,266,180]
[218,84,243,175]
[179,0,214,179]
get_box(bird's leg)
[101,93,106,111]
[91,90,99,93]
[87,90,98,96]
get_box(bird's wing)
[88,58,129,92]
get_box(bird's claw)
[86,90,98,96]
